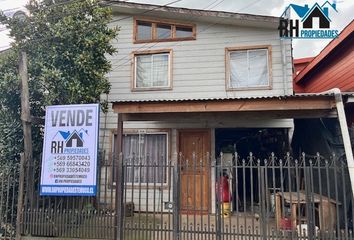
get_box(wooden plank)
[113,97,336,114]
[179,130,210,214]
[291,203,297,230]
[122,109,336,121]
[275,193,281,229]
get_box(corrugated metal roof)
[111,92,354,103]
[106,1,280,29]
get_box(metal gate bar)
[120,152,354,240]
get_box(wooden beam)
[113,97,336,114]
[122,109,337,121]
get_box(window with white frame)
[227,47,271,89]
[114,132,168,184]
[134,51,171,90]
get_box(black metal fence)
[19,153,116,239]
[120,152,354,240]
[0,166,18,239]
[1,152,353,239]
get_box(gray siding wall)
[97,14,294,208]
[107,14,293,102]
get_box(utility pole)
[18,50,34,208]
[19,51,33,164]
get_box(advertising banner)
[40,104,99,196]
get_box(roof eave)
[105,0,280,28]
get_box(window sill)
[131,87,173,92]
[226,85,272,91]
[134,37,196,44]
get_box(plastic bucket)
[221,202,231,218]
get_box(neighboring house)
[293,57,314,75]
[98,2,349,214]
[294,20,354,126]
[291,21,354,225]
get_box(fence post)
[114,153,124,240]
[16,153,25,240]
[215,159,222,240]
[173,157,180,240]
[259,165,267,239]
[115,113,124,240]
[304,166,315,239]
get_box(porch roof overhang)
[111,94,352,121]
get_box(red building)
[294,20,354,126]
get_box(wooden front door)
[179,130,210,214]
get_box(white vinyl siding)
[108,15,293,101]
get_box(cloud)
[0,0,352,58]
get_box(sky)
[0,0,353,58]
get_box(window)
[156,24,172,39]
[122,132,168,184]
[175,26,193,38]
[133,50,172,90]
[226,46,271,90]
[134,18,195,43]
[136,21,152,40]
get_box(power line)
[101,0,183,25]
[109,0,231,68]
[2,0,266,72]
[109,0,265,71]
[203,0,222,10]
[205,0,226,10]
[7,0,183,48]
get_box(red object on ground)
[280,217,292,230]
[216,175,232,202]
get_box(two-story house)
[98,2,347,217]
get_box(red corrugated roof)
[293,57,314,64]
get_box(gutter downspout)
[326,88,354,199]
[280,38,287,95]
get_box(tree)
[0,0,118,163]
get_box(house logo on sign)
[51,129,89,154]
[278,1,339,39]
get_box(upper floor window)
[226,46,272,90]
[133,49,172,91]
[134,18,196,43]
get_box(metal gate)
[19,153,116,239]
[0,166,18,239]
[1,151,352,239]
[120,152,354,240]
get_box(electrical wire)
[0,0,184,47]
[2,0,266,70]
[109,0,266,71]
